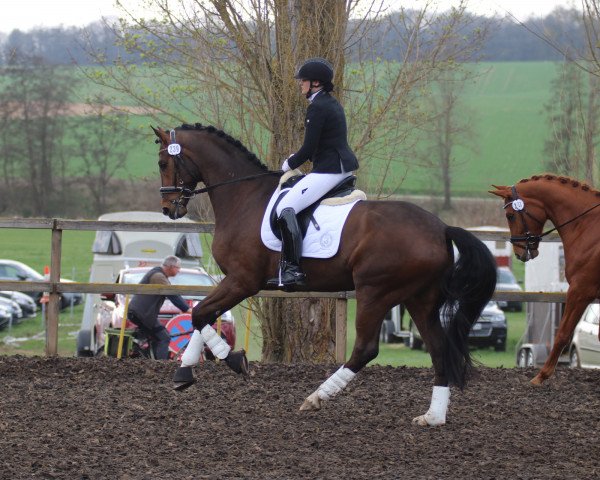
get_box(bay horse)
[491,174,600,385]
[153,123,497,426]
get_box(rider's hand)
[281,158,291,172]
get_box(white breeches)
[276,171,353,216]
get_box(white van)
[76,211,204,356]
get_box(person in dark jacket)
[127,255,191,360]
[267,57,359,289]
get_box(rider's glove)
[281,158,291,172]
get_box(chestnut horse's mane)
[517,174,600,197]
[178,123,269,172]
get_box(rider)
[267,57,359,289]
[127,255,191,360]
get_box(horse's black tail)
[441,226,497,389]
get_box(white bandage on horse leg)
[422,386,450,426]
[200,324,231,360]
[180,330,205,367]
[317,366,356,401]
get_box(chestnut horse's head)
[489,184,549,262]
[152,126,199,220]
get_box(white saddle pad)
[260,172,365,259]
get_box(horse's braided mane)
[178,123,269,171]
[518,174,600,197]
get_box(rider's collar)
[308,89,323,103]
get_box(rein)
[505,184,600,250]
[159,129,282,200]
[160,170,282,198]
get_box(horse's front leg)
[532,286,593,385]
[173,276,258,390]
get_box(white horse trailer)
[467,225,513,268]
[516,242,569,367]
[76,211,204,356]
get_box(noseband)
[158,129,282,207]
[504,184,600,258]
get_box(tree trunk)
[259,0,349,364]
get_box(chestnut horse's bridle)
[505,184,600,258]
[158,129,281,207]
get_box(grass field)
[69,61,561,197]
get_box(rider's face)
[299,79,311,96]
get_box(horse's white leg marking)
[180,330,205,367]
[412,386,450,426]
[299,365,356,411]
[200,324,231,360]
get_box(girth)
[269,175,357,240]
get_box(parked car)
[569,303,600,369]
[407,301,507,352]
[95,266,236,359]
[0,291,37,318]
[0,259,83,310]
[495,266,523,312]
[0,295,23,325]
[0,300,12,330]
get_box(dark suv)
[407,301,507,352]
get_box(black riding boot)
[267,208,306,289]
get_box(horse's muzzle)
[163,204,187,220]
[516,249,538,262]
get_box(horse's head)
[152,126,200,220]
[489,184,548,262]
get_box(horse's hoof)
[299,391,321,411]
[530,375,544,386]
[412,414,445,427]
[172,366,195,391]
[225,350,249,376]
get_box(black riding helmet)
[294,57,334,83]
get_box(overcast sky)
[0,0,581,34]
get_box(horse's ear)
[489,185,510,198]
[151,126,169,145]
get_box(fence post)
[335,297,347,363]
[46,220,62,356]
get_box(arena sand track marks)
[0,356,598,479]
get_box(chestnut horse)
[153,123,496,426]
[491,174,600,385]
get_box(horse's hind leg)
[405,294,451,426]
[533,286,593,385]
[300,289,387,411]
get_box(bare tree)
[70,100,138,215]
[543,60,599,183]
[0,52,76,216]
[414,69,477,209]
[84,0,489,363]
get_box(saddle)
[269,174,358,240]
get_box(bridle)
[158,129,282,208]
[505,184,600,258]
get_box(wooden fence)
[0,218,565,361]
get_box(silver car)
[495,266,523,312]
[570,304,600,369]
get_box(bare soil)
[1,356,599,479]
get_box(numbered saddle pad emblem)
[167,143,182,155]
